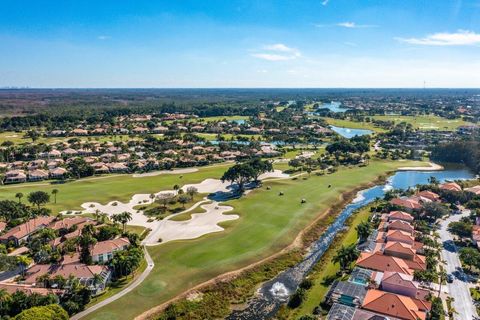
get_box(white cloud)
[397,30,480,46]
[314,22,377,28]
[251,53,294,61]
[321,0,329,6]
[97,35,110,40]
[251,43,301,61]
[336,22,377,28]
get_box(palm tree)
[51,189,59,204]
[332,244,360,272]
[437,269,447,298]
[37,273,51,288]
[355,221,372,242]
[16,255,32,276]
[15,192,23,204]
[112,212,133,233]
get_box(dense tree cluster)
[431,140,480,173]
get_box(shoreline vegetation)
[131,169,402,320]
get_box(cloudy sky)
[1,0,479,88]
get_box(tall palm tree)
[16,255,32,276]
[332,244,360,272]
[113,211,132,233]
[355,221,372,242]
[51,189,59,204]
[15,192,23,204]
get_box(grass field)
[169,201,212,222]
[372,115,473,131]
[323,118,386,133]
[82,159,428,320]
[0,164,230,213]
[295,204,373,317]
[0,131,142,145]
[194,133,262,141]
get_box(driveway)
[71,246,154,320]
[439,210,479,320]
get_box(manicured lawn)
[372,115,473,131]
[295,204,373,317]
[169,201,212,222]
[0,164,230,214]
[83,159,428,320]
[194,133,262,141]
[323,118,386,133]
[0,131,142,145]
[191,115,248,123]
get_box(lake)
[227,166,475,320]
[330,125,373,138]
[321,101,348,113]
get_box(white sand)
[144,201,238,245]
[62,169,288,245]
[132,168,198,178]
[398,162,443,171]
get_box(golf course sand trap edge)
[61,169,287,244]
[132,168,199,178]
[145,201,238,245]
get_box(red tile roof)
[356,252,414,275]
[362,289,430,320]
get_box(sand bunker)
[62,169,288,245]
[132,168,198,178]
[144,202,238,244]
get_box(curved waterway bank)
[227,166,474,320]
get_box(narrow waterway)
[227,166,474,320]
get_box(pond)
[227,166,475,320]
[330,125,373,138]
[320,101,349,113]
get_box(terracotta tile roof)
[386,230,415,244]
[384,241,416,256]
[388,211,414,222]
[356,252,414,275]
[92,237,130,256]
[387,220,414,234]
[416,190,440,202]
[49,216,92,230]
[24,263,107,284]
[0,216,55,241]
[439,182,462,192]
[465,185,480,195]
[390,198,422,210]
[362,289,430,320]
[0,283,63,296]
[381,272,430,301]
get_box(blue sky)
[0,0,479,88]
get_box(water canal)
[227,166,474,320]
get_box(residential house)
[28,169,49,181]
[390,198,422,210]
[24,263,110,294]
[361,289,431,320]
[465,185,480,196]
[49,167,68,179]
[388,211,414,223]
[439,182,462,192]
[91,238,130,263]
[356,252,414,275]
[380,272,430,301]
[0,216,55,246]
[4,169,27,183]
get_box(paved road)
[71,246,154,320]
[439,211,478,320]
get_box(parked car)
[447,274,454,283]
